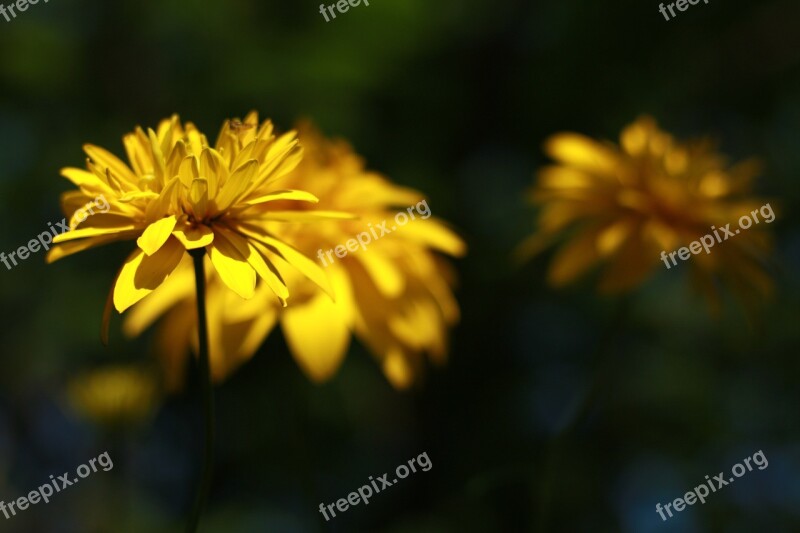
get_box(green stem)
[186,249,215,533]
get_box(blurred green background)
[1,0,799,531]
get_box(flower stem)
[186,249,215,533]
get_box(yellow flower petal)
[387,298,440,350]
[281,292,350,383]
[202,284,279,383]
[122,128,151,177]
[396,220,466,257]
[165,139,188,180]
[154,302,196,391]
[188,178,209,219]
[382,348,414,390]
[256,132,304,186]
[118,191,159,203]
[178,155,199,189]
[53,224,138,244]
[236,224,334,299]
[214,159,258,213]
[144,175,181,222]
[172,224,214,250]
[83,144,138,186]
[216,297,278,367]
[335,175,423,208]
[123,258,195,337]
[258,210,356,222]
[61,167,113,194]
[327,263,356,326]
[355,251,405,298]
[596,219,636,257]
[206,234,256,299]
[147,128,166,186]
[137,215,178,256]
[114,238,185,312]
[199,149,220,198]
[242,189,319,206]
[213,226,288,304]
[185,122,207,157]
[545,133,620,177]
[547,226,604,287]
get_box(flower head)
[521,116,774,312]
[49,112,344,335]
[125,122,466,389]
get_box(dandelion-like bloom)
[48,112,342,326]
[520,116,774,311]
[125,123,466,389]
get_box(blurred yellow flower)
[124,123,466,389]
[520,116,774,311]
[68,365,159,427]
[48,112,347,335]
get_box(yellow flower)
[68,365,159,427]
[124,122,466,389]
[520,116,774,311]
[48,112,345,335]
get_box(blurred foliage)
[1,0,799,531]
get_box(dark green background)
[1,0,799,531]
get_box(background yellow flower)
[67,364,159,428]
[521,116,775,314]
